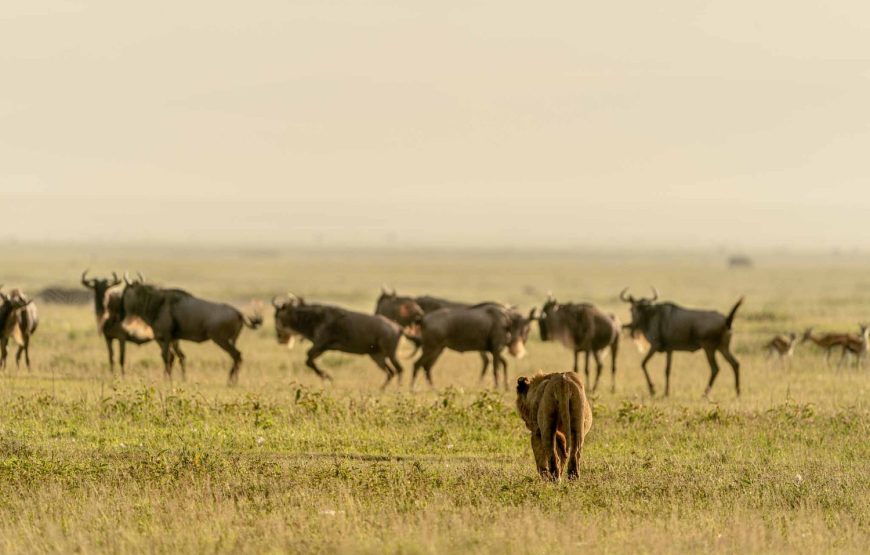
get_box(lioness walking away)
[516,372,592,481]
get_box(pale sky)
[1,1,869,248]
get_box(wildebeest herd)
[0,273,868,480]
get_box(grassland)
[0,244,868,553]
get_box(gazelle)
[800,328,853,367]
[837,324,869,369]
[764,332,798,367]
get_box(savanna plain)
[0,244,868,554]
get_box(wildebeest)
[273,294,405,388]
[81,270,186,375]
[373,286,424,328]
[620,288,743,397]
[0,288,37,369]
[120,277,262,384]
[411,303,537,390]
[764,332,798,367]
[375,288,503,382]
[538,294,620,392]
[728,255,753,268]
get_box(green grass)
[0,244,868,553]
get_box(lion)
[516,371,592,480]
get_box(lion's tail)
[558,375,574,461]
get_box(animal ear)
[516,376,530,394]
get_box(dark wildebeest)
[538,295,620,393]
[120,277,262,384]
[273,295,405,389]
[373,286,424,328]
[375,288,504,382]
[411,303,537,390]
[0,288,37,369]
[81,270,186,374]
[620,288,744,397]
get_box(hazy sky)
[2,1,869,248]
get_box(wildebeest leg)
[386,352,404,386]
[369,353,394,390]
[24,338,31,369]
[118,339,126,376]
[489,351,502,389]
[591,350,604,393]
[573,350,580,373]
[824,347,833,367]
[478,352,490,383]
[105,336,115,373]
[16,336,31,369]
[498,354,509,391]
[159,341,173,380]
[703,347,721,397]
[304,344,333,382]
[718,346,741,396]
[0,338,9,369]
[664,351,673,396]
[213,338,243,385]
[584,351,590,385]
[412,347,442,390]
[610,336,619,393]
[421,348,443,389]
[640,350,657,396]
[171,342,187,380]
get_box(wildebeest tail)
[402,330,423,358]
[242,300,264,329]
[242,314,263,329]
[725,296,745,329]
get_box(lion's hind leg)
[552,431,568,475]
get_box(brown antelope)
[800,328,853,367]
[837,324,869,369]
[764,332,798,367]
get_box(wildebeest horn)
[124,272,132,285]
[81,270,94,288]
[528,307,538,321]
[381,284,393,296]
[137,272,145,283]
[650,287,659,301]
[111,272,121,286]
[619,287,633,303]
